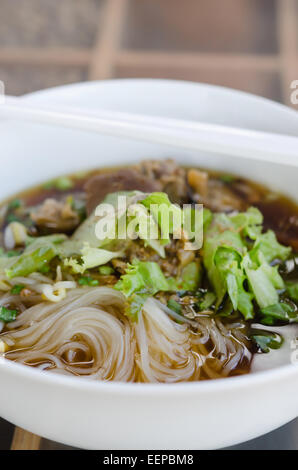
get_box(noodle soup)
[0,159,298,382]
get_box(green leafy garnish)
[64,245,123,274]
[6,245,57,279]
[55,177,73,191]
[197,291,216,311]
[6,214,21,224]
[116,260,171,297]
[78,276,99,286]
[0,306,18,323]
[8,199,22,210]
[167,298,182,314]
[6,250,22,258]
[115,260,176,320]
[10,284,25,295]
[203,207,292,320]
[98,266,114,275]
[260,302,298,325]
[43,177,73,191]
[1,235,66,279]
[286,281,298,302]
[141,192,206,250]
[179,261,201,292]
[219,174,235,184]
[251,329,283,353]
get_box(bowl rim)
[2,78,298,394]
[22,77,298,125]
[1,356,297,395]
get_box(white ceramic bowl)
[0,79,298,450]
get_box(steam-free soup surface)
[0,160,297,382]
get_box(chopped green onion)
[43,177,73,191]
[6,214,21,223]
[8,199,22,210]
[99,266,114,275]
[39,265,51,274]
[42,181,55,190]
[167,298,182,314]
[78,276,99,286]
[6,250,22,258]
[55,177,73,191]
[219,174,235,184]
[197,291,216,311]
[10,284,25,295]
[0,306,18,323]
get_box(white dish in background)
[0,79,297,449]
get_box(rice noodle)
[0,287,252,382]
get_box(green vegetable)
[219,174,235,184]
[78,276,99,286]
[64,244,124,274]
[125,291,149,322]
[72,199,87,222]
[10,284,25,295]
[115,260,176,320]
[141,192,207,250]
[98,266,114,275]
[249,230,291,264]
[127,203,165,257]
[245,262,279,310]
[197,291,216,311]
[203,207,292,320]
[286,281,298,302]
[6,250,22,258]
[141,192,175,242]
[116,260,171,297]
[203,208,212,229]
[55,177,73,191]
[260,302,298,325]
[43,177,73,191]
[1,234,67,279]
[70,191,140,251]
[0,306,18,323]
[6,214,21,223]
[251,329,283,353]
[179,262,201,291]
[167,298,182,314]
[39,265,50,274]
[8,199,22,210]
[6,245,57,278]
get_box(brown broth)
[7,166,298,250]
[1,164,298,378]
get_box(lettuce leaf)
[141,192,180,243]
[127,203,165,257]
[260,302,298,325]
[179,261,201,292]
[115,260,176,320]
[250,230,291,264]
[286,281,298,302]
[64,244,124,274]
[4,234,67,279]
[203,208,291,320]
